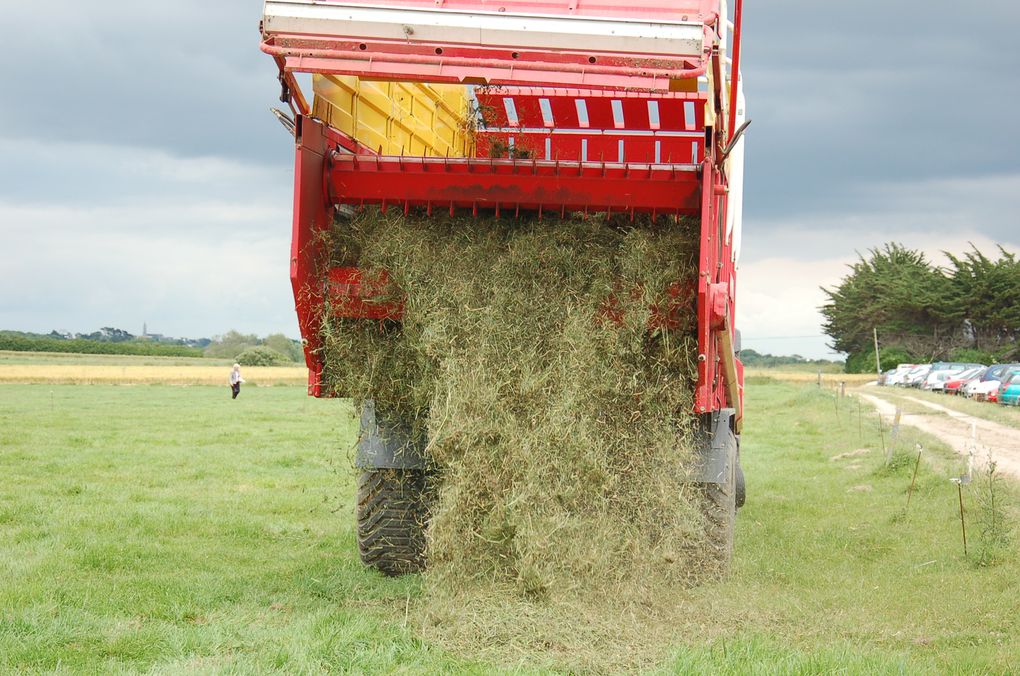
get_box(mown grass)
[648,382,1018,675]
[0,365,307,386]
[0,382,1017,673]
[0,351,307,386]
[0,350,232,367]
[0,385,477,673]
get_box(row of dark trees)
[821,243,1020,373]
[2,328,304,363]
[42,327,210,347]
[0,332,202,358]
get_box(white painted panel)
[264,1,704,56]
[727,83,746,265]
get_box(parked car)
[966,363,1020,400]
[885,364,917,386]
[998,370,1020,406]
[933,362,985,374]
[902,364,932,388]
[922,369,961,392]
[945,367,986,395]
[969,380,1000,400]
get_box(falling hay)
[319,208,715,666]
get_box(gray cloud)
[0,1,283,163]
[742,173,1020,265]
[743,1,1020,219]
[0,139,291,210]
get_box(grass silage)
[320,208,713,666]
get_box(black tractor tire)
[700,456,737,575]
[735,456,746,509]
[356,469,431,576]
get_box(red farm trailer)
[261,0,748,574]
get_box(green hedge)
[235,346,289,366]
[0,335,203,357]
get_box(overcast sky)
[1,2,1018,358]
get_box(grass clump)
[974,456,1014,567]
[318,209,711,664]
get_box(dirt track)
[860,389,1020,481]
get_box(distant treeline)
[739,349,842,369]
[0,333,203,357]
[0,328,304,364]
[822,243,1020,373]
[203,330,303,364]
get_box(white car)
[922,368,965,392]
[885,364,917,386]
[903,364,933,387]
[968,379,1001,400]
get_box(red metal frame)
[694,159,740,425]
[727,0,744,143]
[472,88,707,164]
[262,0,719,92]
[290,117,334,396]
[329,155,702,215]
[274,0,744,426]
[475,88,706,130]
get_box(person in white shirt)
[229,363,245,399]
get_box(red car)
[945,367,986,395]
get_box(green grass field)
[1,382,1017,673]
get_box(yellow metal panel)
[312,75,474,157]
